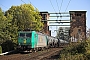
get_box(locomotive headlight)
[24,39,26,44]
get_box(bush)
[1,40,17,52]
[59,54,86,60]
[71,42,87,55]
[84,39,90,60]
[59,40,89,60]
[0,46,2,54]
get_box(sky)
[0,0,90,36]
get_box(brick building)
[69,11,86,42]
[40,12,51,36]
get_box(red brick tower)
[69,11,86,42]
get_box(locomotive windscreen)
[26,33,32,37]
[20,33,25,37]
[19,33,32,37]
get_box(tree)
[4,4,43,43]
[0,8,9,44]
[5,4,43,31]
[56,27,64,39]
[56,27,70,41]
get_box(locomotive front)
[17,31,32,51]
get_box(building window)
[75,14,81,16]
[72,16,75,19]
[42,14,47,20]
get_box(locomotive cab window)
[26,33,32,37]
[20,33,25,37]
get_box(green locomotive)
[17,31,48,51]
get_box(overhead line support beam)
[49,12,69,14]
[49,25,70,26]
[41,20,70,21]
[50,15,70,17]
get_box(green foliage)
[60,53,86,60]
[59,40,90,60]
[0,46,2,54]
[5,4,43,31]
[84,39,90,60]
[0,8,9,44]
[70,42,87,55]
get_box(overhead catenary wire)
[0,4,9,12]
[49,0,56,13]
[55,0,64,30]
[49,0,58,32]
[65,0,71,12]
[55,0,63,23]
[21,0,26,4]
[55,0,59,31]
[49,0,59,21]
[59,0,63,13]
[28,0,37,9]
[55,0,60,23]
[21,0,37,11]
[56,0,60,13]
[50,0,63,32]
[56,0,63,13]
[50,0,59,32]
[55,0,64,22]
[0,4,8,9]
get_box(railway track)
[0,47,63,60]
[25,48,62,60]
